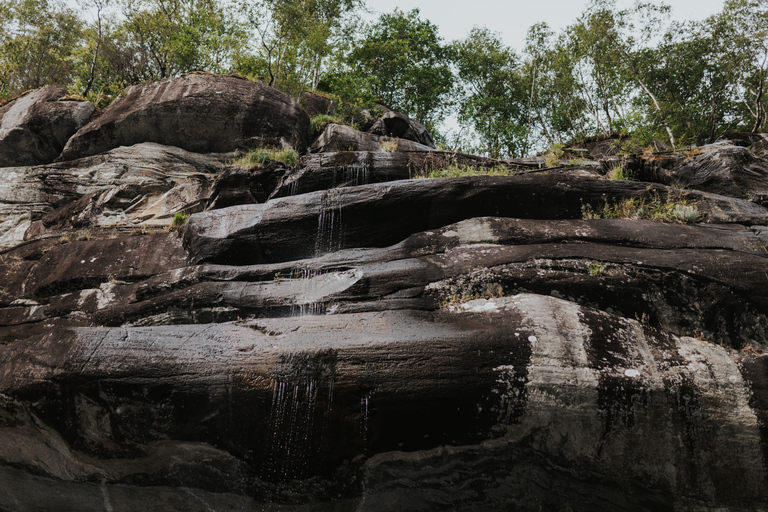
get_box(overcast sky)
[361,0,728,51]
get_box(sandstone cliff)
[2,74,768,511]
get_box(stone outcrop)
[0,86,95,167]
[310,123,434,153]
[367,110,436,148]
[58,73,310,160]
[4,78,768,511]
[0,143,231,250]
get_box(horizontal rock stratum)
[2,77,768,511]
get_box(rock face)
[310,123,434,152]
[3,81,768,510]
[0,143,232,250]
[367,110,436,148]
[0,86,95,167]
[59,73,310,160]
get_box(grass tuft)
[424,164,518,178]
[582,193,701,223]
[378,140,399,152]
[309,114,343,138]
[232,147,299,168]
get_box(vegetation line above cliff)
[1,0,765,158]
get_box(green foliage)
[424,164,518,178]
[232,147,299,167]
[239,0,363,98]
[343,8,454,131]
[543,143,565,167]
[378,140,398,152]
[604,164,635,181]
[452,27,529,158]
[0,0,82,97]
[588,261,605,275]
[309,113,342,137]
[171,211,189,227]
[117,0,246,79]
[582,194,701,223]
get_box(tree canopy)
[0,0,766,156]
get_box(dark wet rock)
[299,90,337,118]
[367,111,435,149]
[0,86,95,167]
[3,82,768,511]
[205,162,287,210]
[310,123,434,153]
[1,295,767,510]
[184,174,768,265]
[58,73,309,161]
[270,151,519,198]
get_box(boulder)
[3,85,768,511]
[367,110,435,148]
[0,143,231,248]
[310,123,434,153]
[58,74,310,161]
[299,90,337,118]
[0,86,95,167]
[635,142,768,203]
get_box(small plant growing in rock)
[604,164,635,181]
[171,211,189,228]
[233,147,299,168]
[671,204,701,223]
[589,261,605,275]
[543,143,565,167]
[425,164,518,178]
[378,140,399,152]
[581,192,701,223]
[309,114,343,137]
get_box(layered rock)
[310,123,434,152]
[0,143,231,250]
[0,86,95,167]
[3,77,768,511]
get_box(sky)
[361,0,728,51]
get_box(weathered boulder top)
[0,85,95,167]
[58,73,310,161]
[368,110,436,148]
[310,122,435,153]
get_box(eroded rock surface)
[0,86,95,167]
[2,79,768,511]
[59,73,310,160]
[367,111,436,148]
[310,123,434,153]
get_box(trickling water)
[343,163,370,186]
[289,267,327,317]
[314,189,344,256]
[361,391,372,453]
[289,178,301,196]
[267,377,322,481]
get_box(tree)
[452,27,528,158]
[116,0,245,80]
[237,0,362,97]
[345,8,454,130]
[0,0,82,96]
[521,22,586,149]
